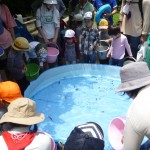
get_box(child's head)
[98,19,108,33]
[73,14,83,26]
[64,29,75,44]
[12,37,31,52]
[109,25,121,39]
[83,12,94,28]
[35,43,47,58]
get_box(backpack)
[125,0,143,19]
[138,0,143,19]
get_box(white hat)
[84,11,93,20]
[43,0,57,4]
[117,62,150,92]
[73,14,83,21]
[64,29,75,38]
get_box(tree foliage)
[4,0,121,16]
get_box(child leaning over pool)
[106,25,132,66]
[35,43,48,71]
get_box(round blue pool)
[25,64,131,149]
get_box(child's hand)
[80,52,83,55]
[76,59,79,63]
[22,66,27,74]
[106,52,110,58]
[44,37,49,44]
[89,45,93,51]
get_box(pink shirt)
[0,28,12,49]
[109,34,132,59]
[0,4,17,29]
[0,4,16,49]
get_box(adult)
[0,0,16,41]
[56,0,66,18]
[36,0,60,44]
[120,0,150,59]
[93,0,117,24]
[0,0,17,80]
[0,97,56,150]
[74,0,95,16]
[64,122,104,150]
[116,62,150,149]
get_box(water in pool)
[31,74,130,149]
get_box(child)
[98,19,111,64]
[107,25,132,66]
[63,29,80,64]
[35,43,48,71]
[79,11,99,63]
[7,37,31,95]
[98,19,110,41]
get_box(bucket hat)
[73,14,83,21]
[64,122,104,150]
[12,37,31,51]
[0,98,45,125]
[117,62,150,92]
[0,81,23,103]
[43,0,57,4]
[98,19,108,29]
[64,29,75,38]
[84,12,93,20]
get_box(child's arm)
[107,48,111,58]
[124,36,133,57]
[107,45,113,58]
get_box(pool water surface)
[25,64,131,149]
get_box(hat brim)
[0,112,45,125]
[11,43,32,51]
[4,95,23,103]
[116,75,150,92]
[43,2,57,4]
[98,26,108,29]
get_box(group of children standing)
[62,11,133,66]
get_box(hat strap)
[14,43,29,50]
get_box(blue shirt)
[93,0,117,24]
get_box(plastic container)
[96,40,109,60]
[0,48,4,57]
[108,116,126,150]
[47,43,59,63]
[25,63,40,81]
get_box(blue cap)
[0,17,4,35]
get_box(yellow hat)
[99,19,108,29]
[12,37,31,51]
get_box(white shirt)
[0,127,55,150]
[36,4,60,39]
